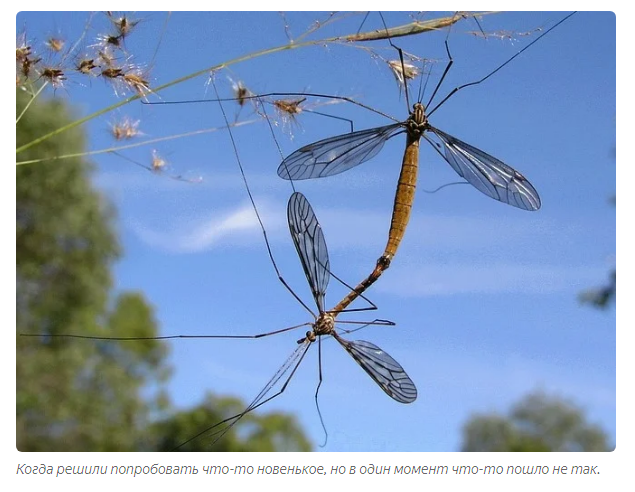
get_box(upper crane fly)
[169,191,416,450]
[273,11,574,291]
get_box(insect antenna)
[415,52,429,104]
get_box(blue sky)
[16,11,616,452]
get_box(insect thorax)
[407,103,428,139]
[314,312,335,337]
[297,312,335,344]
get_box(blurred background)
[16,11,615,451]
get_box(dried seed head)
[110,117,141,140]
[468,27,543,43]
[107,12,140,39]
[75,57,97,76]
[273,98,305,117]
[39,66,66,88]
[101,66,124,79]
[146,151,203,183]
[100,65,126,97]
[104,33,123,48]
[91,31,125,55]
[231,79,252,107]
[16,45,32,62]
[151,150,167,172]
[387,60,420,85]
[97,48,117,67]
[100,56,151,98]
[19,55,41,79]
[16,30,32,61]
[270,97,308,137]
[469,29,514,41]
[46,37,65,53]
[16,31,40,83]
[122,70,151,97]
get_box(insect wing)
[287,192,330,312]
[336,337,417,404]
[426,126,541,211]
[278,123,405,180]
[173,341,311,451]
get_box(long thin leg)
[355,11,371,36]
[378,11,411,110]
[263,116,386,318]
[20,322,313,342]
[143,91,400,123]
[210,78,316,318]
[303,109,354,133]
[425,36,454,110]
[315,337,328,447]
[317,257,383,315]
[427,12,576,117]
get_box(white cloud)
[130,200,285,253]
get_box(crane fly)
[277,96,541,294]
[20,191,416,450]
[274,11,575,296]
[169,191,416,450]
[175,12,575,302]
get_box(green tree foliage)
[580,149,615,310]
[579,269,616,309]
[16,89,169,451]
[16,89,311,451]
[460,391,611,452]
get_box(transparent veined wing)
[278,123,405,180]
[425,126,541,211]
[287,192,330,312]
[173,341,311,451]
[335,336,417,404]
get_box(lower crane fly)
[30,191,418,449]
[24,78,418,451]
[173,191,416,450]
